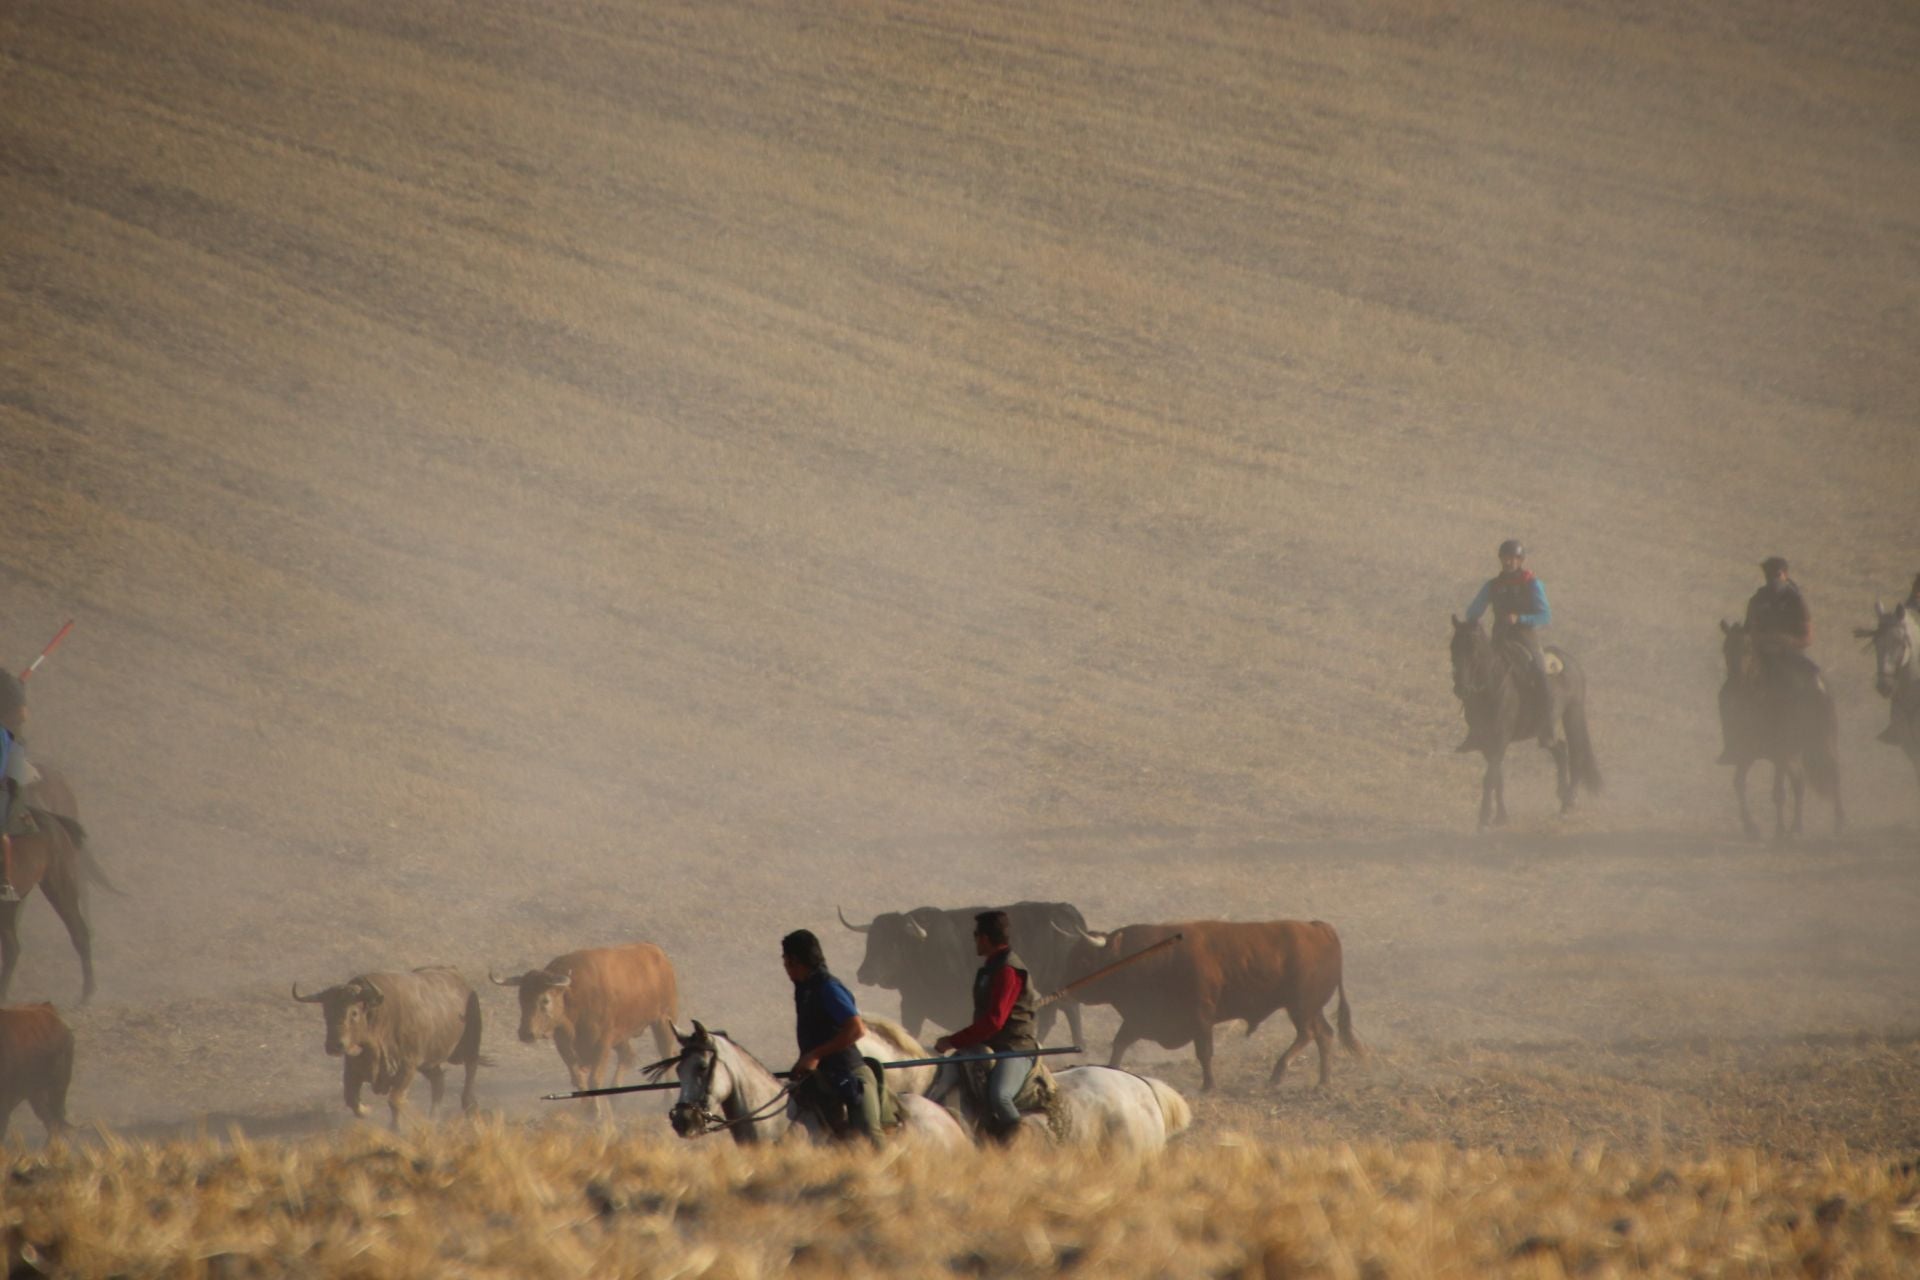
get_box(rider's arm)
[1518,579,1550,629]
[1463,581,1493,624]
[940,967,1022,1051]
[798,1014,868,1070]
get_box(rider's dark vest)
[1745,582,1809,643]
[974,948,1039,1053]
[1487,571,1539,630]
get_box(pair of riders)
[782,909,1039,1146]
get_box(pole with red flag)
[19,619,74,682]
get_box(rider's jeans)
[931,1048,1033,1128]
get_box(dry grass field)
[2,0,1917,1271]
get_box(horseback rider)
[928,910,1040,1145]
[1463,539,1560,747]
[1719,557,1819,763]
[781,928,883,1145]
[0,667,26,902]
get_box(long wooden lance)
[1035,931,1185,1009]
[19,619,75,682]
[540,1045,1087,1101]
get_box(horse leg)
[1552,739,1574,813]
[1771,763,1790,840]
[39,863,95,1005]
[1830,767,1846,835]
[0,902,20,1000]
[1733,762,1760,839]
[1491,748,1509,826]
[1790,763,1806,836]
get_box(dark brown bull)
[491,943,678,1109]
[291,967,486,1128]
[0,1002,73,1144]
[1060,919,1364,1092]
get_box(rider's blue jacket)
[1466,572,1551,629]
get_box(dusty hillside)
[1,0,1916,1149]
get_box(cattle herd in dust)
[0,580,1916,1148]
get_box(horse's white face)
[1869,608,1917,696]
[668,1040,731,1137]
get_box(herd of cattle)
[0,902,1361,1146]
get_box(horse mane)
[860,1014,926,1059]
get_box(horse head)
[1719,619,1760,681]
[1450,615,1491,699]
[1855,602,1916,697]
[668,1021,725,1137]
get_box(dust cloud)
[1,0,1916,1151]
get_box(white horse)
[1858,602,1920,792]
[661,1022,965,1149]
[941,1063,1192,1155]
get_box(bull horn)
[836,906,872,934]
[290,982,330,1003]
[548,974,571,989]
[1052,921,1093,943]
[488,970,523,987]
[1876,600,1888,619]
[905,916,929,940]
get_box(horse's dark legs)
[1770,763,1791,840]
[1550,739,1574,813]
[40,865,95,1005]
[0,901,19,1000]
[1479,748,1508,829]
[1830,770,1846,835]
[1733,762,1760,839]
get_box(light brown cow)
[0,1002,73,1143]
[492,943,678,1108]
[1060,920,1364,1092]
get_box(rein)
[666,1040,795,1139]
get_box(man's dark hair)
[1761,556,1790,575]
[974,911,1011,946]
[781,929,827,971]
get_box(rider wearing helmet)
[1464,540,1560,747]
[0,667,25,902]
[1719,557,1819,763]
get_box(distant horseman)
[1720,556,1818,764]
[1462,540,1558,749]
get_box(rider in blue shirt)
[782,929,882,1144]
[1464,540,1560,747]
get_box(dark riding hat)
[781,929,827,970]
[1498,539,1525,560]
[1760,556,1790,575]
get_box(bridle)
[661,1040,793,1139]
[1451,628,1500,700]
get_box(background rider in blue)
[0,668,25,902]
[782,928,883,1145]
[1464,539,1560,747]
[929,909,1041,1145]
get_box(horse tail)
[1335,976,1367,1059]
[1804,689,1841,799]
[1144,1075,1192,1137]
[73,839,123,896]
[52,814,88,848]
[1563,694,1604,794]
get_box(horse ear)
[1875,599,1888,618]
[1450,613,1462,627]
[691,1019,711,1042]
[1720,619,1733,634]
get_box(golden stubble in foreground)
[4,1122,1916,1278]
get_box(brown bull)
[1061,919,1363,1092]
[0,1002,73,1144]
[491,943,678,1107]
[291,967,486,1128]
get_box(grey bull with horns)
[836,899,1090,1048]
[291,966,486,1128]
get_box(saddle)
[961,1057,1069,1140]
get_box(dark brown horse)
[1,765,115,1004]
[1449,617,1602,828]
[1717,621,1843,839]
